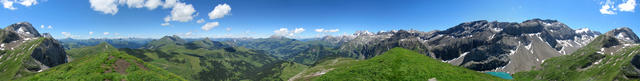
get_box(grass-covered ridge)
[513,35,640,81]
[18,43,185,81]
[0,38,45,81]
[317,47,504,81]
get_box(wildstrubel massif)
[339,19,601,73]
[0,22,68,80]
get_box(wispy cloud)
[61,32,72,38]
[2,0,39,10]
[201,22,219,31]
[273,28,305,37]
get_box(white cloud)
[600,0,616,14]
[61,32,72,38]
[103,32,110,35]
[314,28,339,33]
[196,19,205,23]
[119,0,145,8]
[226,27,231,31]
[162,0,178,8]
[161,22,170,26]
[89,31,94,35]
[19,0,37,7]
[40,25,44,28]
[144,0,162,10]
[47,25,52,29]
[2,0,39,10]
[114,33,120,35]
[166,2,195,22]
[208,3,231,20]
[201,22,219,31]
[327,29,339,32]
[89,0,118,15]
[619,0,636,12]
[2,0,16,10]
[273,28,306,37]
[314,28,324,32]
[274,28,290,36]
[185,32,192,36]
[293,28,305,33]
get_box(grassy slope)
[290,57,359,81]
[317,47,504,81]
[0,38,44,81]
[233,38,341,65]
[514,36,640,81]
[121,39,308,81]
[18,43,185,81]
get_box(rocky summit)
[0,22,68,80]
[339,19,601,73]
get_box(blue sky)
[0,0,638,39]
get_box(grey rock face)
[30,38,68,67]
[1,22,68,67]
[604,27,640,43]
[339,19,601,73]
[4,22,41,38]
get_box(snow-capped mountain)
[339,19,602,73]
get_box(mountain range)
[0,18,639,80]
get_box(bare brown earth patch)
[114,59,130,74]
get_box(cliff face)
[0,22,68,80]
[30,38,68,67]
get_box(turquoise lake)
[486,72,513,80]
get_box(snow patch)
[542,22,552,26]
[509,42,522,56]
[489,34,496,39]
[17,27,25,33]
[491,27,503,32]
[525,43,532,50]
[443,52,470,62]
[575,28,590,33]
[597,48,605,54]
[594,59,603,65]
[617,33,632,42]
[558,47,566,55]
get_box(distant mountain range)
[1,18,639,80]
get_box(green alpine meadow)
[2,0,640,81]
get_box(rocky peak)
[4,22,41,38]
[42,33,53,38]
[604,27,640,43]
[354,30,374,36]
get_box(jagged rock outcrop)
[604,27,640,43]
[30,38,68,67]
[339,19,601,73]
